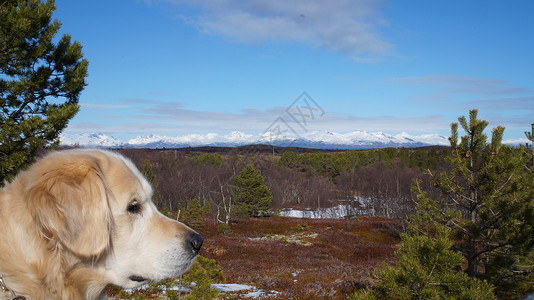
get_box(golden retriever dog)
[0,149,203,299]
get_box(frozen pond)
[278,197,375,219]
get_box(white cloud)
[156,0,392,59]
[133,99,449,134]
[68,97,450,139]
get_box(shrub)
[296,222,311,231]
[184,198,204,227]
[217,222,232,234]
[193,153,223,167]
[165,289,178,300]
[182,255,225,300]
[159,206,175,219]
[350,198,496,300]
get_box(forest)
[118,145,449,221]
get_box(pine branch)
[428,252,440,278]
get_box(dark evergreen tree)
[350,188,495,300]
[526,123,534,165]
[420,109,534,297]
[231,164,273,217]
[0,0,88,184]
[177,199,187,222]
[193,153,223,167]
[142,159,159,206]
[185,198,204,227]
[278,151,299,168]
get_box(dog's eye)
[127,200,142,214]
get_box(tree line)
[119,145,450,221]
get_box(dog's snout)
[188,233,203,254]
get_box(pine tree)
[0,0,88,184]
[525,123,534,165]
[142,159,159,206]
[350,189,495,300]
[231,164,273,217]
[193,153,223,167]
[278,151,299,168]
[177,199,187,222]
[185,198,204,227]
[420,109,534,297]
[202,199,211,214]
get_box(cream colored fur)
[0,149,200,299]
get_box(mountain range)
[59,130,451,149]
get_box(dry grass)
[199,216,401,299]
[103,216,401,299]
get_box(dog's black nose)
[189,233,203,254]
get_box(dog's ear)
[26,153,113,258]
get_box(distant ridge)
[60,130,450,150]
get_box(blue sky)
[54,0,534,143]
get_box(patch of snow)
[213,283,255,292]
[212,283,281,299]
[244,290,275,298]
[123,282,279,299]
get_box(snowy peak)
[59,133,123,147]
[60,130,450,149]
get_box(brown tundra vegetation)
[199,216,401,299]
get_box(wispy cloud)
[465,96,534,111]
[393,74,508,86]
[391,75,530,95]
[390,75,534,132]
[391,74,533,105]
[81,103,132,109]
[71,97,449,137]
[151,0,393,60]
[120,98,166,105]
[141,99,447,134]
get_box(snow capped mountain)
[289,131,449,149]
[502,137,530,146]
[60,130,450,149]
[59,133,124,147]
[125,131,257,148]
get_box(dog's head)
[24,149,202,289]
